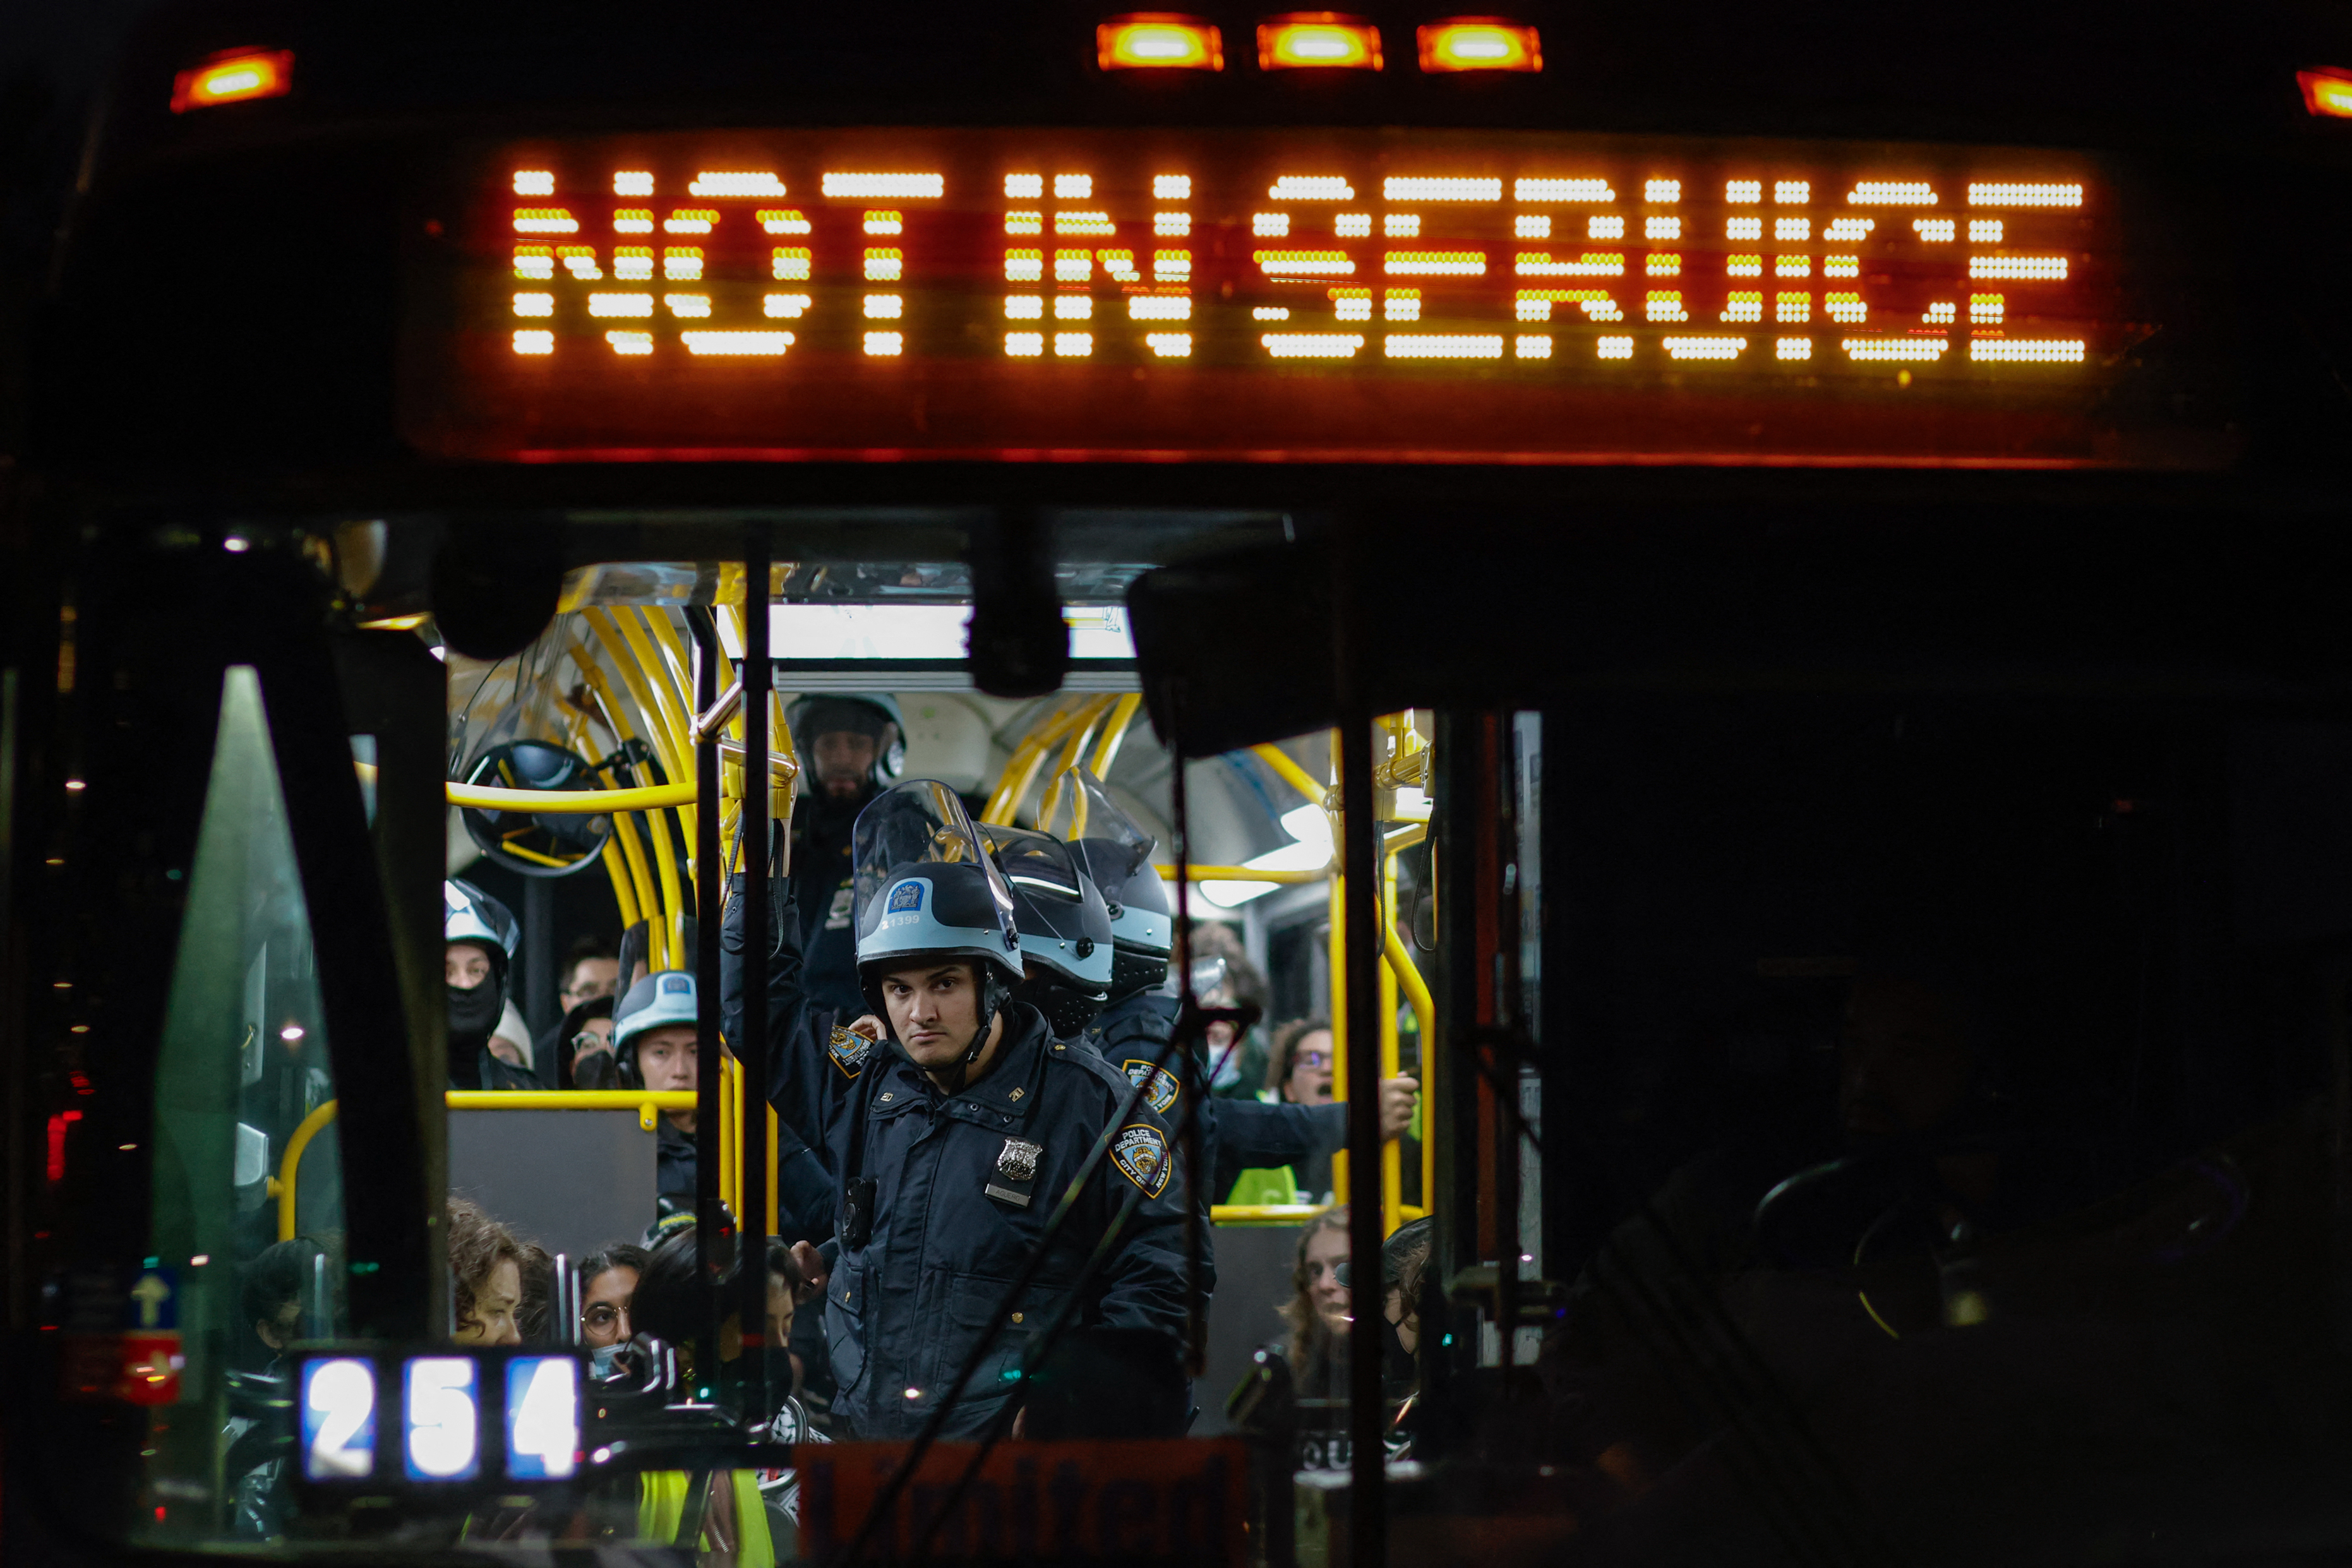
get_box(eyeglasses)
[1293,1049,1332,1069]
[582,1303,627,1331]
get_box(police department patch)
[825,1025,871,1078]
[1111,1123,1171,1198]
[1121,1059,1182,1115]
[886,880,925,913]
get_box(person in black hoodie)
[444,879,544,1090]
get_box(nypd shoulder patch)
[825,1025,871,1079]
[1111,1123,1172,1199]
[1121,1059,1182,1115]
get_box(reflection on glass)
[140,666,343,1545]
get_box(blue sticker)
[660,974,692,995]
[887,880,925,913]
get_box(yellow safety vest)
[638,1469,774,1567]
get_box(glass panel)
[140,665,344,1546]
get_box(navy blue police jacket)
[1079,991,1341,1202]
[722,881,1204,1440]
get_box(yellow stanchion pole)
[609,811,665,971]
[766,1104,780,1239]
[1381,851,1403,1237]
[1329,865,1349,1207]
[601,839,642,931]
[1089,692,1144,780]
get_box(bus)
[8,0,2352,1562]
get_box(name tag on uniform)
[985,1137,1043,1207]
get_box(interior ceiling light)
[2298,69,2352,117]
[1418,18,1542,73]
[171,47,293,112]
[1099,14,1224,70]
[1257,13,1383,71]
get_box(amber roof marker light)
[2298,69,2352,117]
[1100,14,1225,70]
[1419,18,1541,73]
[1257,13,1383,71]
[170,47,294,112]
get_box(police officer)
[980,822,1115,1040]
[609,969,838,1238]
[445,879,544,1090]
[724,778,1201,1440]
[786,693,906,1019]
[1057,769,1415,1202]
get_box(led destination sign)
[404,131,2137,465]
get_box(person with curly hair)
[446,1197,524,1346]
[1279,1206,1352,1397]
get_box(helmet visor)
[980,825,1115,984]
[1049,766,1156,886]
[851,780,1019,956]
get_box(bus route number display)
[405,131,2137,465]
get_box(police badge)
[985,1137,1044,1207]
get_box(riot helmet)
[445,878,520,1001]
[788,692,906,801]
[613,970,702,1088]
[445,879,521,1084]
[1049,767,1172,1003]
[853,781,1023,1080]
[979,823,1114,1038]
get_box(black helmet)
[787,693,906,790]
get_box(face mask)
[589,1343,624,1379]
[447,981,503,1042]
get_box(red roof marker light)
[1100,14,1224,70]
[1418,18,1542,73]
[1258,13,1383,71]
[171,47,293,112]
[2298,69,2352,117]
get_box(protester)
[579,1242,646,1351]
[1280,1207,1352,1397]
[535,935,620,1072]
[447,1197,525,1346]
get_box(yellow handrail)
[1089,692,1144,779]
[1384,915,1436,1220]
[1209,1204,1332,1224]
[445,1091,696,1112]
[1252,743,1328,808]
[1154,863,1329,884]
[982,702,1092,825]
[275,1101,342,1243]
[446,779,698,814]
[608,810,665,971]
[601,837,642,930]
